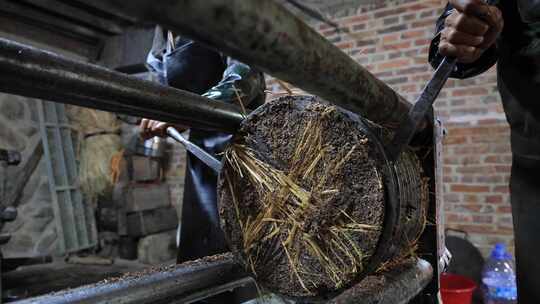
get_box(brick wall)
[267,0,513,256]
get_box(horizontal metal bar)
[331,258,433,304]
[0,38,244,132]
[176,277,256,304]
[13,254,249,304]
[88,0,412,126]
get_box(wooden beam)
[58,0,138,24]
[0,14,98,59]
[14,0,125,35]
[0,0,105,42]
[99,26,154,70]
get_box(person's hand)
[439,0,503,63]
[139,119,171,139]
[140,119,189,139]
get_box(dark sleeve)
[428,4,499,79]
[202,59,266,107]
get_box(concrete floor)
[3,258,148,302]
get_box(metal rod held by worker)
[387,57,457,161]
[0,38,245,132]
[167,127,222,174]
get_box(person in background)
[140,26,266,264]
[430,0,540,302]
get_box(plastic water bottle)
[482,243,517,304]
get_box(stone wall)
[267,0,513,257]
[0,94,57,258]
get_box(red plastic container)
[440,273,477,304]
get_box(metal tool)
[166,127,222,174]
[387,56,457,161]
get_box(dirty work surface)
[4,254,236,302]
[219,96,386,299]
[3,258,146,301]
[95,253,234,285]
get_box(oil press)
[0,0,446,303]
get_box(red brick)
[454,145,490,155]
[452,87,489,97]
[356,39,377,47]
[452,224,496,234]
[400,84,417,92]
[478,119,506,125]
[455,166,495,174]
[377,59,410,71]
[461,155,481,165]
[493,186,509,193]
[496,226,514,234]
[444,175,458,183]
[476,175,503,183]
[374,8,402,18]
[451,184,490,193]
[378,24,408,34]
[444,193,460,203]
[464,194,479,203]
[485,155,505,164]
[471,135,509,144]
[446,213,473,223]
[403,2,439,11]
[414,38,431,46]
[382,34,400,43]
[485,195,503,204]
[461,176,474,183]
[454,204,482,213]
[382,41,412,50]
[443,157,459,165]
[492,145,511,154]
[402,13,416,21]
[411,18,438,28]
[336,41,354,49]
[448,126,507,136]
[495,165,511,173]
[473,215,494,224]
[397,66,429,75]
[498,206,512,213]
[321,28,340,37]
[401,30,425,40]
[341,14,370,25]
[443,136,467,145]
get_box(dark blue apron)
[148,35,231,262]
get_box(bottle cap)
[491,243,507,260]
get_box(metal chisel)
[386,56,457,161]
[166,127,222,174]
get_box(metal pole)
[0,38,244,132]
[87,0,412,126]
[12,255,250,304]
